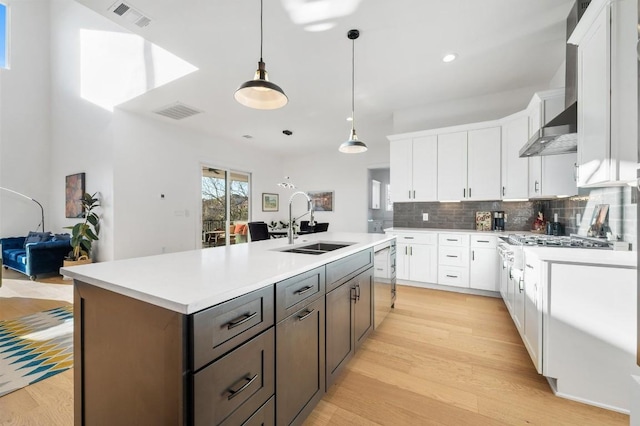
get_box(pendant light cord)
[351,36,355,130]
[260,0,263,62]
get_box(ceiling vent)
[153,102,203,120]
[109,1,152,28]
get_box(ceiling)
[76,0,574,156]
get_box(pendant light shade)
[234,0,288,110]
[339,29,367,154]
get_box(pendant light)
[234,0,288,110]
[339,29,367,154]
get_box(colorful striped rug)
[0,305,73,397]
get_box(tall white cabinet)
[389,136,438,202]
[500,112,530,199]
[569,0,637,187]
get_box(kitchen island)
[61,232,394,426]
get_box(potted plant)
[64,192,100,266]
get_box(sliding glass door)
[201,166,250,247]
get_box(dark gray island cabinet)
[73,247,375,426]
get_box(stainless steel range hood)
[519,102,577,157]
[519,0,590,158]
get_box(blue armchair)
[1,236,72,280]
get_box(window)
[0,3,7,69]
[201,166,251,247]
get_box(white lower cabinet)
[392,232,437,284]
[388,230,502,293]
[469,236,499,291]
[437,234,469,288]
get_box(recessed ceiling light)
[442,53,457,63]
[242,134,253,139]
[282,129,293,136]
[346,116,353,122]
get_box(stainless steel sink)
[278,242,354,255]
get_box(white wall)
[112,111,284,259]
[0,0,51,237]
[48,0,119,261]
[280,137,389,234]
[46,0,288,261]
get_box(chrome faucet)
[288,191,315,244]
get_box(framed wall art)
[262,193,279,212]
[65,173,85,218]
[308,191,334,212]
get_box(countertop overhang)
[61,232,394,314]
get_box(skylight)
[0,3,8,69]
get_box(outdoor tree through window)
[201,167,250,246]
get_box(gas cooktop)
[505,234,612,249]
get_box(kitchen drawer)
[326,248,373,292]
[194,328,275,426]
[192,285,274,370]
[470,235,497,248]
[275,266,325,323]
[438,233,469,247]
[439,246,468,267]
[219,395,275,426]
[438,266,469,288]
[393,232,436,245]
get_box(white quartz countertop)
[523,246,637,268]
[60,232,394,315]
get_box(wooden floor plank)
[304,285,627,426]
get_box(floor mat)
[0,305,73,397]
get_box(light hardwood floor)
[0,271,628,425]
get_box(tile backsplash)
[393,200,545,231]
[393,186,637,250]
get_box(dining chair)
[313,223,329,233]
[248,222,270,241]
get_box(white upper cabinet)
[437,131,467,201]
[389,136,437,202]
[501,112,530,200]
[437,127,501,201]
[467,127,501,200]
[527,90,578,198]
[570,0,637,187]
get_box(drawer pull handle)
[404,236,414,239]
[477,240,489,243]
[446,274,458,278]
[294,286,314,296]
[297,309,315,321]
[446,238,457,242]
[445,255,458,258]
[226,312,258,330]
[526,264,534,269]
[227,374,258,400]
